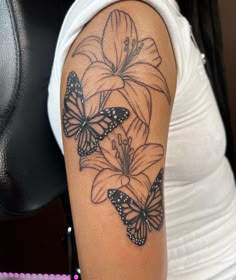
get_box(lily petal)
[72,36,104,62]
[102,9,138,71]
[127,173,151,204]
[80,151,115,171]
[127,117,149,149]
[131,38,162,67]
[84,94,101,118]
[129,144,164,175]
[124,63,171,104]
[100,126,128,171]
[91,169,130,203]
[82,62,124,99]
[119,80,151,125]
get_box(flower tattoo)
[74,9,170,125]
[62,9,170,246]
[81,126,164,204]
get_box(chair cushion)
[0,0,71,216]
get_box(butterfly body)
[108,168,164,246]
[141,211,152,231]
[63,71,130,157]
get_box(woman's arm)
[61,1,177,279]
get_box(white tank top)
[48,0,236,278]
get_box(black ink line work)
[63,71,130,157]
[108,168,164,246]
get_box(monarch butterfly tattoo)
[63,71,130,157]
[108,168,164,246]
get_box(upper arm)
[61,1,177,279]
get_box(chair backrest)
[0,0,71,217]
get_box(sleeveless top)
[48,0,236,278]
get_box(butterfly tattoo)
[63,71,130,157]
[108,168,164,246]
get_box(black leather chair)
[0,0,78,275]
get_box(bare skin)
[61,1,177,279]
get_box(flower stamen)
[111,134,135,176]
[120,37,140,74]
[124,37,129,52]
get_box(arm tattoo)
[108,168,164,246]
[63,71,130,157]
[62,9,170,246]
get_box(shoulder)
[62,0,177,103]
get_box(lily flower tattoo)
[73,9,170,125]
[63,9,170,246]
[81,126,164,204]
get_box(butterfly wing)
[127,215,147,246]
[63,71,85,138]
[145,168,164,231]
[77,127,99,157]
[108,189,148,246]
[63,73,130,157]
[78,108,129,157]
[87,108,129,140]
